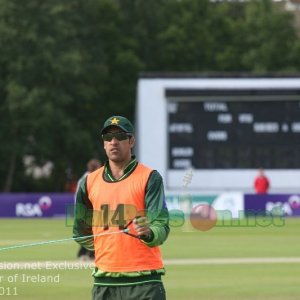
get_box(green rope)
[0,229,129,252]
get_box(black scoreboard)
[167,89,300,169]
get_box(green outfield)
[1,217,300,299]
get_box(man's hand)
[133,217,153,241]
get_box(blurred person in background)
[76,158,102,261]
[254,168,270,194]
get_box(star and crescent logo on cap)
[110,117,119,125]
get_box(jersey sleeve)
[142,170,170,247]
[72,176,95,251]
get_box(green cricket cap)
[101,116,134,135]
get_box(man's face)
[102,127,135,163]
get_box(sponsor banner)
[0,193,74,218]
[6,192,296,219]
[244,194,300,217]
[165,194,217,211]
[212,192,244,219]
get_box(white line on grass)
[1,257,300,270]
[164,257,300,265]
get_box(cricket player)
[73,115,170,300]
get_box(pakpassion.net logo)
[65,203,285,232]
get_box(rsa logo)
[15,196,52,217]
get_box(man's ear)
[129,136,135,148]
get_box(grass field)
[1,217,300,299]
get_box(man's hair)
[87,159,102,172]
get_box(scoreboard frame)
[136,74,300,192]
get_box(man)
[254,168,270,194]
[73,116,169,300]
[76,158,102,261]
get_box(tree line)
[0,0,299,192]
